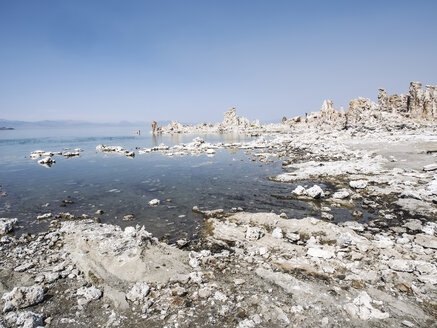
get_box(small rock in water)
[0,218,18,235]
[321,212,334,220]
[95,210,104,215]
[122,214,135,221]
[37,156,55,166]
[305,185,325,199]
[176,239,189,248]
[149,199,160,206]
[332,190,350,199]
[292,185,306,196]
[352,210,363,217]
[36,213,52,220]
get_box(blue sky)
[1,0,436,123]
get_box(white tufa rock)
[332,190,350,199]
[344,291,389,320]
[305,185,325,199]
[423,164,437,172]
[245,226,265,241]
[2,286,44,312]
[388,259,415,272]
[189,258,200,268]
[0,218,17,235]
[37,157,55,165]
[307,247,335,259]
[214,291,228,302]
[126,282,150,303]
[422,222,437,235]
[124,226,137,238]
[148,199,160,206]
[36,213,52,220]
[292,185,306,196]
[76,286,102,305]
[238,319,256,328]
[96,144,135,157]
[415,234,437,249]
[428,176,437,195]
[272,227,283,239]
[8,311,44,328]
[349,180,368,189]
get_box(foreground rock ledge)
[1,213,436,327]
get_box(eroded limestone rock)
[59,220,190,307]
[2,286,44,312]
[0,218,17,235]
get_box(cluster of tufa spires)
[377,82,437,119]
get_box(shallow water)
[0,126,370,241]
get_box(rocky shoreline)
[1,82,437,327]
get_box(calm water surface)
[0,126,360,241]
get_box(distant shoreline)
[0,127,14,130]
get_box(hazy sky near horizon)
[1,0,436,123]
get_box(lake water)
[0,126,359,241]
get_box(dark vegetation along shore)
[1,82,437,328]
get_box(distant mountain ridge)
[0,119,173,128]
